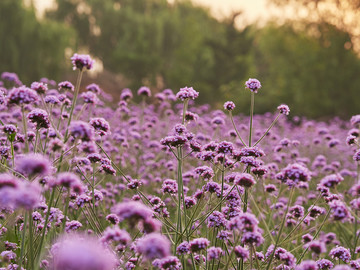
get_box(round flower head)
[136,233,171,261]
[58,81,74,91]
[71,53,94,71]
[3,124,17,135]
[15,153,52,177]
[81,91,99,104]
[189,238,210,252]
[1,72,21,85]
[351,115,360,127]
[31,81,48,95]
[176,86,199,101]
[277,104,290,115]
[296,260,318,270]
[137,86,151,97]
[86,83,102,95]
[245,78,261,93]
[89,118,110,136]
[69,121,94,141]
[224,101,235,111]
[27,109,50,129]
[50,233,116,270]
[234,246,249,260]
[7,86,39,105]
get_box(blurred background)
[1,0,360,119]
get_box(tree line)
[1,0,359,118]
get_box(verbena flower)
[50,234,116,270]
[245,78,261,93]
[71,53,95,71]
[136,233,170,261]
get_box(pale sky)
[34,0,274,24]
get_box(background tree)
[0,0,73,84]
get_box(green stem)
[19,212,28,269]
[266,187,294,270]
[36,188,55,264]
[249,91,254,147]
[297,209,331,264]
[64,70,83,143]
[253,113,281,147]
[21,105,29,152]
[229,111,247,147]
[62,189,71,231]
[28,210,34,270]
[34,128,39,153]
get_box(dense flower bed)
[0,55,359,270]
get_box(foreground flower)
[245,78,261,93]
[50,234,117,270]
[71,53,95,71]
[15,153,52,177]
[136,233,171,261]
[176,86,199,100]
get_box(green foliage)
[46,0,253,104]
[251,21,360,118]
[0,0,73,84]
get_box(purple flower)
[100,226,131,247]
[329,200,352,222]
[277,104,290,115]
[161,179,178,194]
[224,101,235,111]
[31,81,48,94]
[69,121,94,141]
[55,172,84,194]
[86,83,102,95]
[58,81,74,91]
[234,246,249,260]
[176,86,199,101]
[245,78,262,93]
[207,246,223,260]
[65,220,82,233]
[89,118,110,136]
[27,109,50,129]
[189,238,210,252]
[296,260,318,270]
[71,53,94,71]
[320,174,344,188]
[15,153,52,177]
[351,115,360,127]
[136,233,170,260]
[329,246,351,263]
[120,88,133,101]
[81,91,99,104]
[111,201,153,226]
[137,86,151,97]
[234,173,256,188]
[316,259,334,269]
[3,124,17,135]
[7,86,39,105]
[176,241,190,255]
[50,234,116,270]
[207,211,226,228]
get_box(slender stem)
[253,113,281,147]
[28,210,34,270]
[297,209,331,264]
[34,128,39,153]
[266,187,294,270]
[62,189,71,231]
[182,99,189,125]
[229,111,247,147]
[92,163,96,210]
[249,92,254,147]
[36,188,56,264]
[21,105,29,152]
[19,212,28,269]
[64,70,83,143]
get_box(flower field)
[0,54,359,270]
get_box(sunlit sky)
[34,0,277,23]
